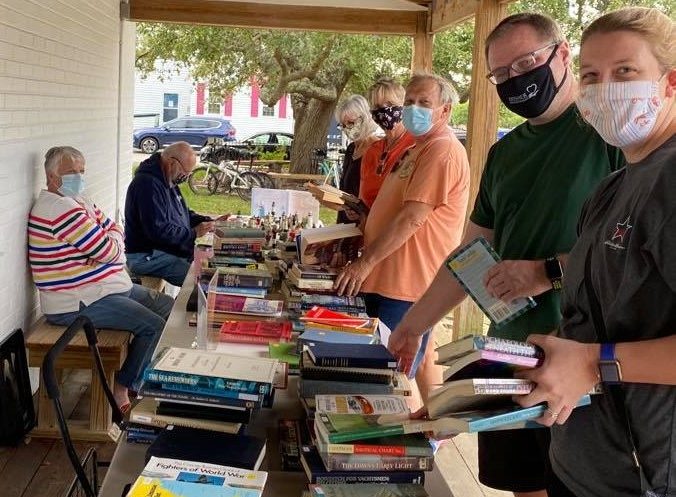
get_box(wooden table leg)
[89,367,113,432]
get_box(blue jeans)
[45,284,174,390]
[127,249,191,287]
[363,293,431,378]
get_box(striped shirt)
[28,190,132,314]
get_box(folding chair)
[42,316,125,497]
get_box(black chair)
[42,316,124,497]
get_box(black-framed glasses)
[486,42,558,85]
[337,116,363,131]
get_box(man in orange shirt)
[335,73,470,402]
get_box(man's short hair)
[407,73,459,106]
[44,146,84,174]
[485,13,564,59]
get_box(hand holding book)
[484,259,554,303]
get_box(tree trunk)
[290,97,338,174]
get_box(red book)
[300,306,371,328]
[219,320,292,344]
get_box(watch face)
[599,361,622,383]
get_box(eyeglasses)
[338,116,363,131]
[486,42,558,85]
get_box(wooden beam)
[430,0,479,33]
[411,12,434,73]
[128,0,420,35]
[452,0,506,339]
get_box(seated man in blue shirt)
[125,142,215,286]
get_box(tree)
[136,25,411,173]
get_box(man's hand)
[514,334,600,427]
[333,259,373,297]
[195,221,215,237]
[484,260,551,303]
[214,214,230,222]
[388,320,424,377]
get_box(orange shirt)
[359,132,416,208]
[361,126,470,302]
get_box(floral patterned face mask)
[576,78,664,148]
[370,105,403,131]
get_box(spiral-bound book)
[445,237,536,327]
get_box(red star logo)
[611,217,633,244]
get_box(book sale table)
[98,272,454,497]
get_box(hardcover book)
[156,401,254,424]
[291,263,339,281]
[219,321,292,343]
[307,343,397,369]
[300,352,394,385]
[212,267,273,288]
[297,328,377,347]
[212,295,284,317]
[301,307,373,329]
[130,398,242,434]
[436,335,543,365]
[147,425,267,470]
[140,382,259,409]
[445,238,536,326]
[317,450,433,472]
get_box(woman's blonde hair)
[367,77,406,108]
[334,94,378,140]
[581,7,675,72]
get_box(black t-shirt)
[552,136,676,497]
[337,142,361,224]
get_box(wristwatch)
[544,257,563,290]
[599,343,623,384]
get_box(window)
[276,134,293,146]
[163,93,179,122]
[250,134,271,145]
[262,105,275,117]
[165,119,187,129]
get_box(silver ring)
[546,408,559,419]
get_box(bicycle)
[312,148,342,188]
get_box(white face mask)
[576,80,663,148]
[344,122,365,142]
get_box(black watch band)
[544,257,563,290]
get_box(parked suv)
[133,116,236,154]
[231,131,294,160]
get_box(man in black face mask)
[388,13,625,497]
[125,141,215,287]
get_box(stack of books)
[212,227,266,261]
[129,347,279,444]
[298,224,362,267]
[126,456,268,497]
[299,394,431,492]
[297,307,379,350]
[297,343,412,415]
[305,183,369,216]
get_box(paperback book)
[212,295,284,317]
[299,224,362,267]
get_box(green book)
[268,342,300,368]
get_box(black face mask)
[174,173,188,185]
[371,105,403,131]
[496,45,567,119]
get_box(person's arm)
[333,200,433,296]
[189,209,213,227]
[53,202,125,264]
[515,334,676,427]
[484,253,570,303]
[387,222,493,364]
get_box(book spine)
[140,385,257,408]
[327,425,405,444]
[312,472,425,485]
[299,369,392,385]
[321,453,434,472]
[218,275,271,288]
[219,333,288,345]
[480,350,541,367]
[299,380,393,398]
[315,356,396,370]
[158,382,264,402]
[294,279,335,290]
[469,405,546,432]
[478,336,541,357]
[292,270,336,281]
[323,442,430,457]
[144,370,270,395]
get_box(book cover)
[297,328,377,347]
[156,381,264,403]
[314,395,410,416]
[301,306,372,328]
[139,456,267,490]
[317,450,433,472]
[268,342,300,371]
[156,401,253,424]
[219,321,292,344]
[307,343,397,369]
[426,378,534,418]
[140,382,258,409]
[147,425,267,471]
[445,237,536,326]
[203,285,267,298]
[298,379,396,398]
[146,347,278,387]
[436,335,543,365]
[130,398,242,434]
[291,263,339,281]
[315,413,413,444]
[300,445,425,486]
[126,477,262,496]
[212,295,284,317]
[299,224,362,267]
[441,351,541,383]
[288,273,336,291]
[213,267,273,288]
[309,483,428,497]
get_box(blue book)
[298,328,377,347]
[158,382,263,402]
[199,282,267,298]
[307,343,397,369]
[143,370,271,396]
[140,382,259,409]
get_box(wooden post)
[452,0,506,340]
[411,12,434,73]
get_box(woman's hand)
[484,260,552,302]
[514,334,600,426]
[333,258,373,296]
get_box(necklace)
[377,129,407,175]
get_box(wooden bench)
[26,319,130,442]
[266,172,327,189]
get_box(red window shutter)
[250,82,260,117]
[196,83,206,115]
[279,94,287,118]
[223,94,233,117]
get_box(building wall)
[133,67,295,141]
[0,0,135,341]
